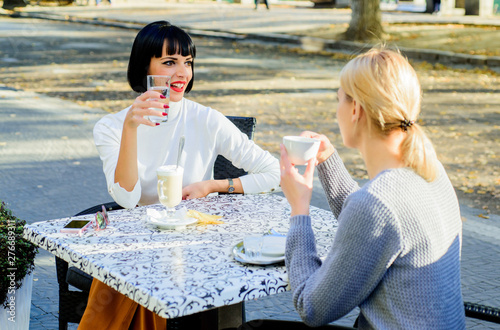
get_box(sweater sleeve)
[285,191,403,327]
[317,152,360,219]
[215,114,280,194]
[93,114,141,209]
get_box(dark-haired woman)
[95,20,279,209]
[79,21,279,329]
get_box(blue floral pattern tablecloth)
[24,194,337,319]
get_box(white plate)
[261,236,286,257]
[146,215,197,230]
[232,241,285,265]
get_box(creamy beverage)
[157,165,183,217]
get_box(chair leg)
[59,317,68,330]
[56,256,90,327]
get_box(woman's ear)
[351,100,364,124]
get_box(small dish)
[146,216,197,230]
[232,241,285,265]
[145,208,197,229]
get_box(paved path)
[2,88,498,329]
[0,86,110,329]
[0,2,499,329]
[6,0,500,68]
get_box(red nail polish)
[160,94,166,99]
[162,112,168,116]
[163,104,169,109]
[155,123,160,126]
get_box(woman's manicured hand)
[124,90,168,129]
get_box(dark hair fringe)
[127,21,196,93]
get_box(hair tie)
[400,119,414,131]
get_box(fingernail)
[162,112,168,116]
[155,123,160,126]
[163,104,169,109]
[160,94,166,99]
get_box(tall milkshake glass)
[157,165,183,218]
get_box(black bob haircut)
[127,21,196,94]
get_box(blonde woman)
[279,49,465,329]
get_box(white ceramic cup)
[283,136,321,165]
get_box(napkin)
[261,236,286,257]
[187,209,224,224]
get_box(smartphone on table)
[60,219,92,234]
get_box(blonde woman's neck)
[358,130,407,180]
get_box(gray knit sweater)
[285,152,465,329]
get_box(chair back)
[74,201,123,217]
[214,116,256,180]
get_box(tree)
[2,0,27,10]
[343,0,384,41]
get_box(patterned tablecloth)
[23,193,338,319]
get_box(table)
[24,194,338,328]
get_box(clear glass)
[157,165,183,218]
[147,75,170,124]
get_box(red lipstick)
[170,81,186,93]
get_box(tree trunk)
[425,0,435,13]
[2,0,27,10]
[343,0,384,41]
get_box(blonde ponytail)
[401,123,438,182]
[340,47,439,182]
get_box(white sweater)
[93,98,280,208]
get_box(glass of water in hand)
[147,75,170,124]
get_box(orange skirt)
[78,278,167,330]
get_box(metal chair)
[464,301,500,324]
[214,116,256,181]
[55,115,256,329]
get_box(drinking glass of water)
[147,75,170,124]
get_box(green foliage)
[0,200,38,308]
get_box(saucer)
[232,241,285,265]
[145,208,197,230]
